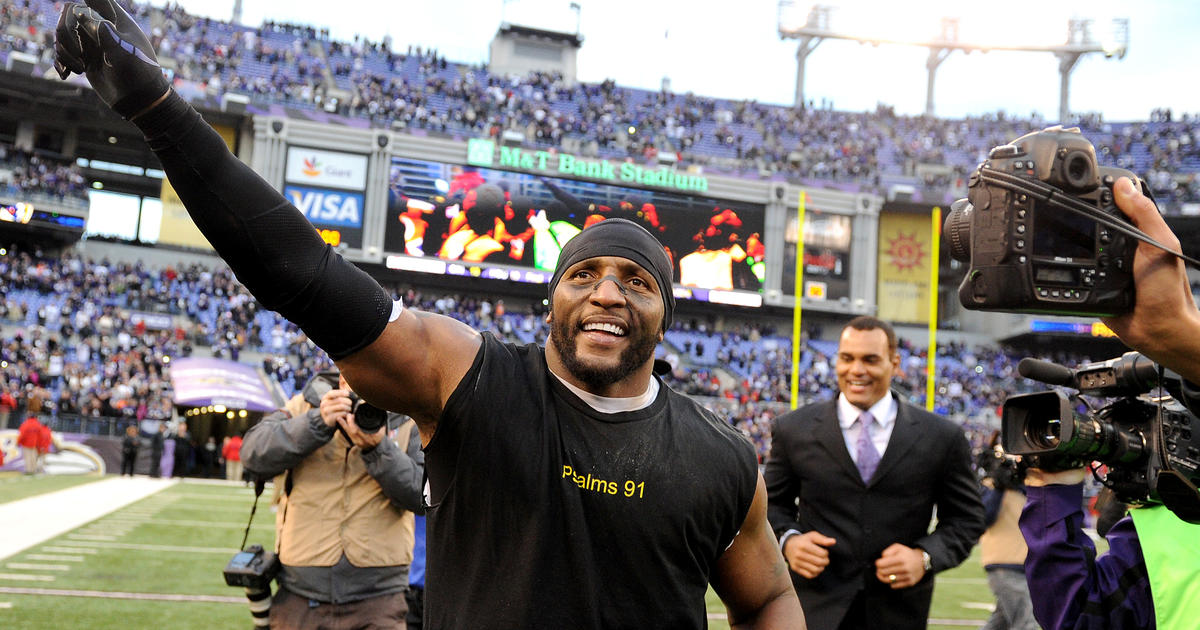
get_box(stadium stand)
[0,242,1095,462]
[3,0,1200,212]
[0,0,1180,472]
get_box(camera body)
[223,544,280,590]
[945,126,1144,317]
[1003,353,1200,522]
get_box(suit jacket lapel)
[813,400,862,483]
[870,395,922,485]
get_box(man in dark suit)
[766,316,985,630]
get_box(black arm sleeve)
[133,91,391,359]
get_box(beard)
[550,315,659,390]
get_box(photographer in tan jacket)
[242,372,424,629]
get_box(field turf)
[2,474,1012,629]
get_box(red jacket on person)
[37,423,53,454]
[17,417,41,448]
[222,435,242,462]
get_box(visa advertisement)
[284,147,370,250]
[283,184,366,249]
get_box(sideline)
[0,476,177,560]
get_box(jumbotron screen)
[383,157,766,305]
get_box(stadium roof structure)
[496,22,584,48]
[777,2,1129,123]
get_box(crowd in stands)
[0,144,89,202]
[0,243,1100,462]
[0,0,1166,465]
[0,0,48,55]
[3,0,1200,211]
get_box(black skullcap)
[548,218,675,331]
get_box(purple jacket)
[1019,483,1154,630]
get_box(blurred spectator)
[17,413,42,474]
[223,433,243,482]
[121,424,140,476]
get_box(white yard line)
[0,574,55,582]
[6,563,70,571]
[37,540,239,554]
[0,477,177,561]
[0,586,244,603]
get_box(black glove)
[54,0,170,120]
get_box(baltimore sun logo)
[886,232,926,272]
[301,157,322,177]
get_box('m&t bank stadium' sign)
[466,138,708,193]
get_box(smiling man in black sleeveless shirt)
[55,4,804,627]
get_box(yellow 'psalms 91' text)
[562,465,645,499]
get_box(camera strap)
[239,477,268,551]
[979,168,1200,269]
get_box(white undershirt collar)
[549,367,660,413]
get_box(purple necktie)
[855,411,881,482]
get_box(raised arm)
[711,473,807,629]
[55,0,480,434]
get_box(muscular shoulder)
[664,387,756,458]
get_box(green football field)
[1,473,1003,629]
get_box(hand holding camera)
[1101,178,1200,385]
[945,126,1200,318]
[320,388,386,449]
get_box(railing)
[4,407,138,437]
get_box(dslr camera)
[348,392,389,433]
[301,370,390,433]
[223,543,280,590]
[1003,352,1200,523]
[944,126,1148,317]
[224,543,280,627]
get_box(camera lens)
[351,399,389,433]
[944,199,973,262]
[1028,418,1063,449]
[1060,150,1093,191]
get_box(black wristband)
[134,89,202,148]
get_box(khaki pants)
[22,447,39,474]
[226,459,243,482]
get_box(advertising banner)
[285,147,369,190]
[877,211,935,323]
[169,358,281,412]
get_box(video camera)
[1003,352,1200,523]
[944,126,1147,317]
